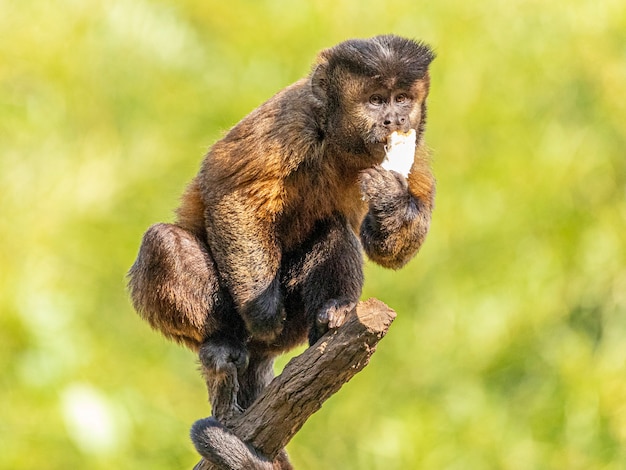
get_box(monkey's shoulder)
[223,78,322,150]
[199,79,324,188]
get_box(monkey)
[128,34,435,468]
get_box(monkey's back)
[180,78,367,252]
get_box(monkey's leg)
[193,353,294,470]
[236,353,274,410]
[128,223,233,350]
[199,337,250,424]
[129,223,249,420]
[284,215,364,345]
[129,225,283,463]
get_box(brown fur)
[128,35,436,467]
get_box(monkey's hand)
[359,165,434,269]
[240,278,286,343]
[359,165,409,206]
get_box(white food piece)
[381,129,416,177]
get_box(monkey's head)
[311,35,435,167]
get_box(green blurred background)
[1,0,625,468]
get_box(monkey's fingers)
[316,299,357,332]
[359,166,407,201]
[327,301,357,329]
[358,169,378,201]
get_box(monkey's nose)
[383,114,409,132]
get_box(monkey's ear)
[310,52,330,103]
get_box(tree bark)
[193,298,396,470]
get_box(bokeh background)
[1,0,625,469]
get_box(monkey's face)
[337,74,430,165]
[361,79,429,145]
[312,35,435,168]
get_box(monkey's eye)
[395,93,410,104]
[369,94,385,106]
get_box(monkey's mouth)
[365,130,391,147]
[367,138,387,146]
[364,133,388,150]
[368,126,412,146]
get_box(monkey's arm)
[359,154,435,270]
[205,191,284,342]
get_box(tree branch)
[192,298,396,470]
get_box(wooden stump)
[192,298,396,470]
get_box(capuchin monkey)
[128,34,436,468]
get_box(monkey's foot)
[199,338,249,376]
[244,312,286,344]
[324,299,357,329]
[310,299,357,344]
